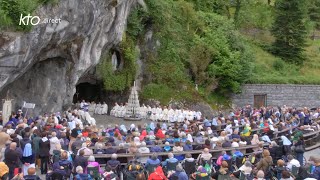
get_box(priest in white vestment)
[162,106,169,122]
[95,103,101,114]
[110,103,119,116]
[101,102,108,115]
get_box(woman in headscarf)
[21,143,35,175]
[251,134,260,152]
[130,124,135,131]
[149,123,155,131]
[281,135,292,155]
[119,124,127,133]
[133,137,141,147]
[187,133,193,143]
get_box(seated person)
[168,164,188,180]
[164,142,172,152]
[59,151,73,178]
[105,143,117,154]
[162,153,178,167]
[191,166,209,179]
[148,166,167,180]
[145,153,161,168]
[211,161,231,179]
[197,148,212,165]
[286,155,300,171]
[256,170,265,180]
[102,166,118,180]
[107,153,121,169]
[74,166,92,180]
[183,140,193,151]
[232,161,253,178]
[86,155,104,174]
[274,159,286,180]
[23,167,41,180]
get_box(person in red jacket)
[148,166,168,180]
[155,129,165,139]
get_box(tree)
[308,0,320,40]
[271,0,308,64]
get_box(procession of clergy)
[84,101,202,122]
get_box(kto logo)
[19,14,40,25]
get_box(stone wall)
[232,84,320,108]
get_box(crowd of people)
[0,105,319,180]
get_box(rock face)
[0,0,139,115]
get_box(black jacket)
[39,139,50,157]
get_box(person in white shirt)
[49,132,60,155]
[286,155,301,170]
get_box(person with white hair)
[162,152,178,167]
[137,142,150,163]
[86,155,103,174]
[74,166,92,179]
[168,163,188,180]
[107,153,121,169]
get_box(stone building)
[232,84,320,108]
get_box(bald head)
[28,167,36,175]
[10,142,17,150]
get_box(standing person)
[294,136,305,166]
[39,132,50,174]
[4,142,20,179]
[32,130,42,168]
[21,143,35,175]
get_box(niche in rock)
[73,82,103,103]
[111,49,123,71]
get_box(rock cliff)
[0,0,140,115]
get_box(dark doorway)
[73,83,101,103]
[254,94,267,108]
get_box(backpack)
[60,162,72,176]
[204,162,211,174]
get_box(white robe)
[150,107,157,121]
[119,106,126,117]
[95,104,101,114]
[162,108,169,122]
[85,112,96,125]
[88,103,96,116]
[168,109,175,122]
[156,107,163,120]
[110,104,119,116]
[101,103,108,115]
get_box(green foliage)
[0,0,56,31]
[140,0,253,97]
[237,0,274,30]
[126,6,148,39]
[271,0,308,64]
[141,84,174,105]
[308,0,320,30]
[272,58,285,71]
[98,35,137,92]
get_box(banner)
[22,101,35,109]
[2,100,12,125]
